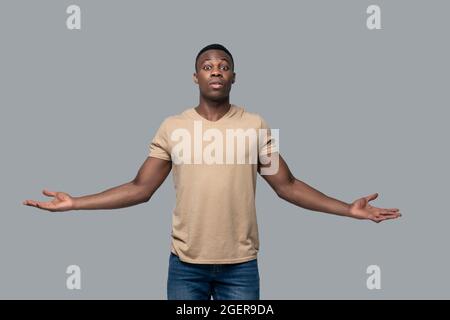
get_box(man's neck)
[195,97,231,122]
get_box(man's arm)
[259,154,401,223]
[23,157,171,212]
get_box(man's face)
[193,49,236,101]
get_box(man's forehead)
[198,51,231,63]
[201,57,230,63]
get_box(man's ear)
[193,73,198,84]
[232,72,236,84]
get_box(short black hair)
[195,44,234,72]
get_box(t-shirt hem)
[171,249,258,264]
[148,153,171,161]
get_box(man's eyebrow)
[201,58,230,64]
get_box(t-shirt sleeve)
[259,116,279,157]
[148,119,171,161]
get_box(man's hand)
[22,157,171,212]
[23,189,75,212]
[349,193,401,223]
[261,154,402,222]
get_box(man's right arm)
[73,156,171,210]
[23,157,172,212]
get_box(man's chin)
[202,92,230,101]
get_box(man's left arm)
[259,154,402,223]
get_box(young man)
[23,44,401,300]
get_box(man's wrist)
[346,202,355,218]
[72,197,81,210]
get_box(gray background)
[1,0,448,299]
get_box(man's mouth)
[208,80,224,89]
[209,82,224,89]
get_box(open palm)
[23,189,75,212]
[349,193,401,223]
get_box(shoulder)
[158,108,194,128]
[236,106,268,128]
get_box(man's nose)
[210,68,223,77]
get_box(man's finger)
[381,214,401,220]
[365,193,378,202]
[380,210,401,216]
[380,208,399,212]
[42,189,56,197]
[23,200,50,210]
[23,200,37,206]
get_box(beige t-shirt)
[148,104,277,264]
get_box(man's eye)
[203,65,211,70]
[220,66,229,71]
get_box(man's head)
[193,44,236,101]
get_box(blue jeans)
[167,252,260,300]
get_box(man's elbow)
[142,192,155,203]
[275,183,291,200]
[275,189,285,200]
[139,188,155,203]
[131,180,153,203]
